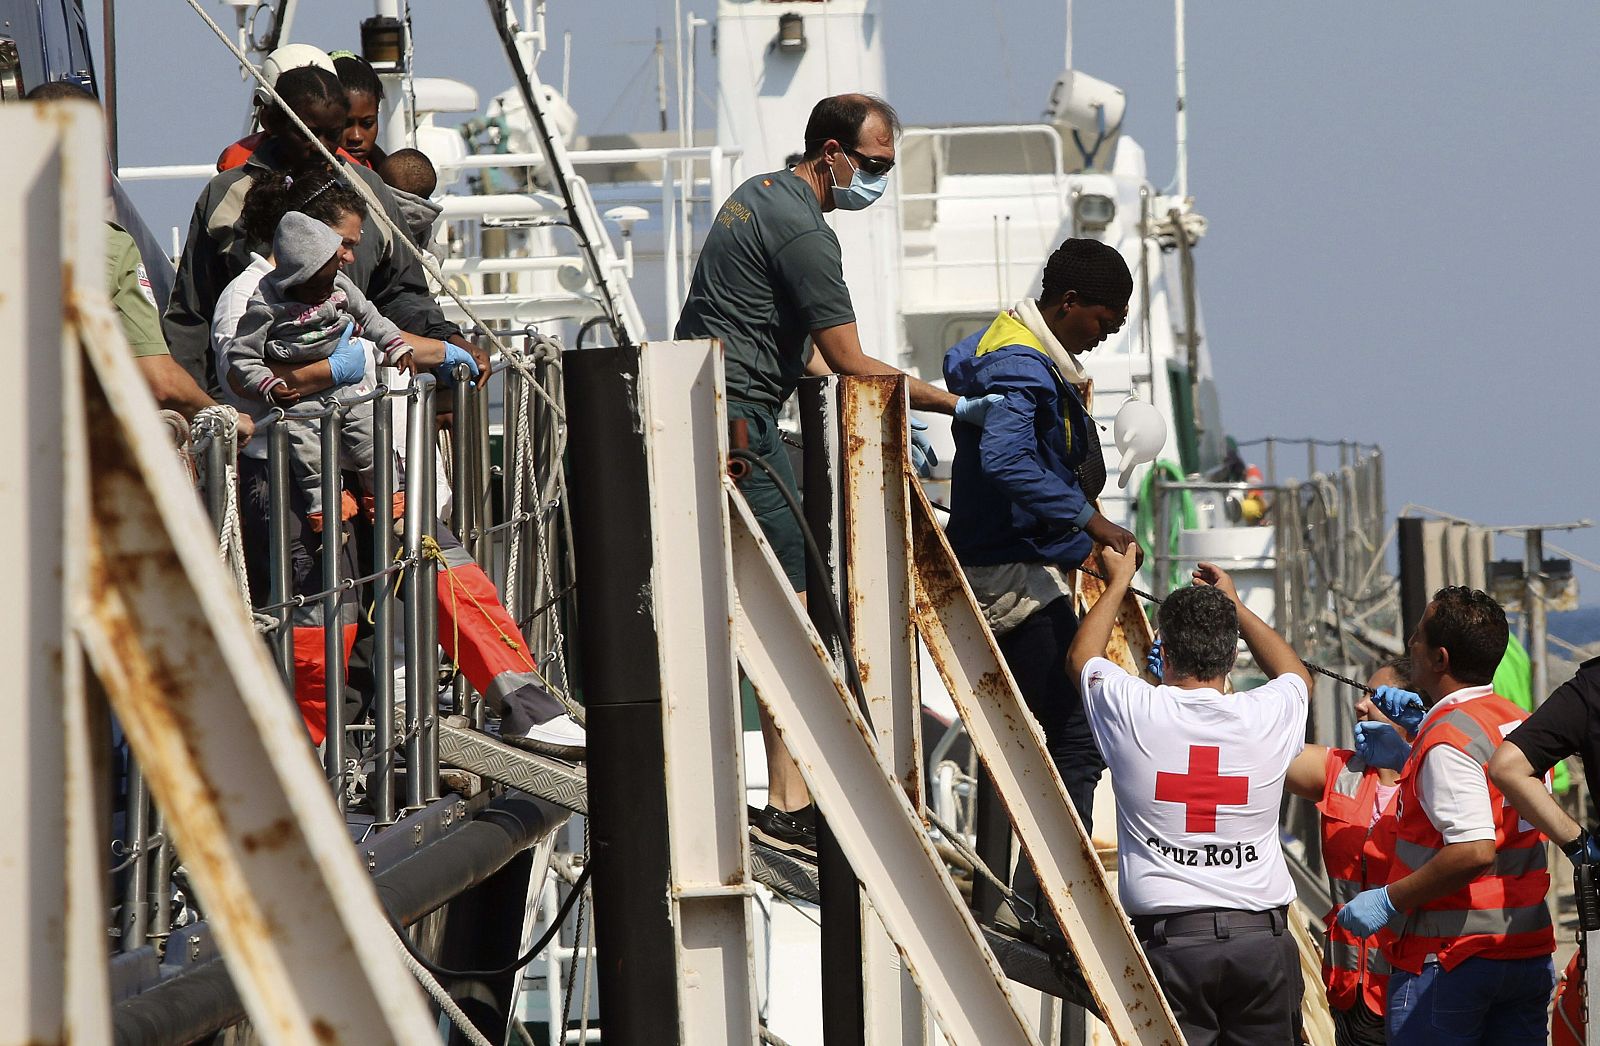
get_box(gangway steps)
[438,720,588,815]
[436,719,1098,1011]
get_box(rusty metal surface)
[0,104,111,1046]
[729,486,1041,1046]
[907,482,1185,1046]
[839,376,929,1044]
[840,375,924,809]
[71,276,436,1039]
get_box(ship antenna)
[1172,0,1190,199]
[1064,0,1073,71]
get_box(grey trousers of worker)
[1139,922,1303,1046]
[283,391,377,516]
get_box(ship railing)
[1145,444,1391,685]
[112,336,570,963]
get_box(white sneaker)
[512,714,587,761]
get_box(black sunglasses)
[844,147,895,177]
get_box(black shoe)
[749,803,817,854]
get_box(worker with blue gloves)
[1336,588,1554,1046]
[943,237,1135,860]
[675,94,995,851]
[1279,660,1413,1046]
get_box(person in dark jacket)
[943,238,1139,830]
[163,65,483,393]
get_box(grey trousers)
[283,390,377,517]
[1134,910,1303,1046]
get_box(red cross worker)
[1067,552,1313,1046]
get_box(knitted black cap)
[1040,238,1133,307]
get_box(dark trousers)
[1134,908,1303,1046]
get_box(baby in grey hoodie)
[225,211,413,528]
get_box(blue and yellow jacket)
[943,311,1097,568]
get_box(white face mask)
[830,151,889,211]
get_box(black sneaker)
[749,803,817,854]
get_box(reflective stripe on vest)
[1386,695,1554,973]
[1319,749,1397,1013]
[1393,838,1548,878]
[1403,903,1551,940]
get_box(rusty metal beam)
[0,103,111,1046]
[64,190,438,1046]
[728,486,1040,1046]
[907,482,1184,1045]
[839,376,927,1045]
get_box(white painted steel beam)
[729,489,1040,1046]
[907,483,1184,1045]
[839,377,927,1045]
[638,340,760,1045]
[0,102,111,1046]
[60,144,438,1045]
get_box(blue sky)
[99,1,1600,601]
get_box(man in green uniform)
[25,80,248,439]
[676,93,996,848]
[105,222,251,439]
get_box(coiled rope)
[190,405,252,613]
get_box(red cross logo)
[1155,745,1250,833]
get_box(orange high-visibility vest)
[1318,749,1398,1013]
[1384,693,1554,973]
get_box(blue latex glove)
[435,343,480,387]
[1354,721,1412,771]
[909,417,937,477]
[1373,685,1426,736]
[1336,886,1398,938]
[327,320,364,386]
[1145,638,1164,682]
[954,393,1004,426]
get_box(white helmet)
[254,44,336,105]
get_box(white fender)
[1114,397,1167,488]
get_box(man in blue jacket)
[944,238,1139,831]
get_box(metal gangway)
[6,100,1204,1046]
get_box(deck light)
[776,14,807,55]
[1074,192,1116,233]
[361,16,406,72]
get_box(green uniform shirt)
[675,169,855,411]
[106,224,169,358]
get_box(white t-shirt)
[1080,657,1308,916]
[1413,684,1498,845]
